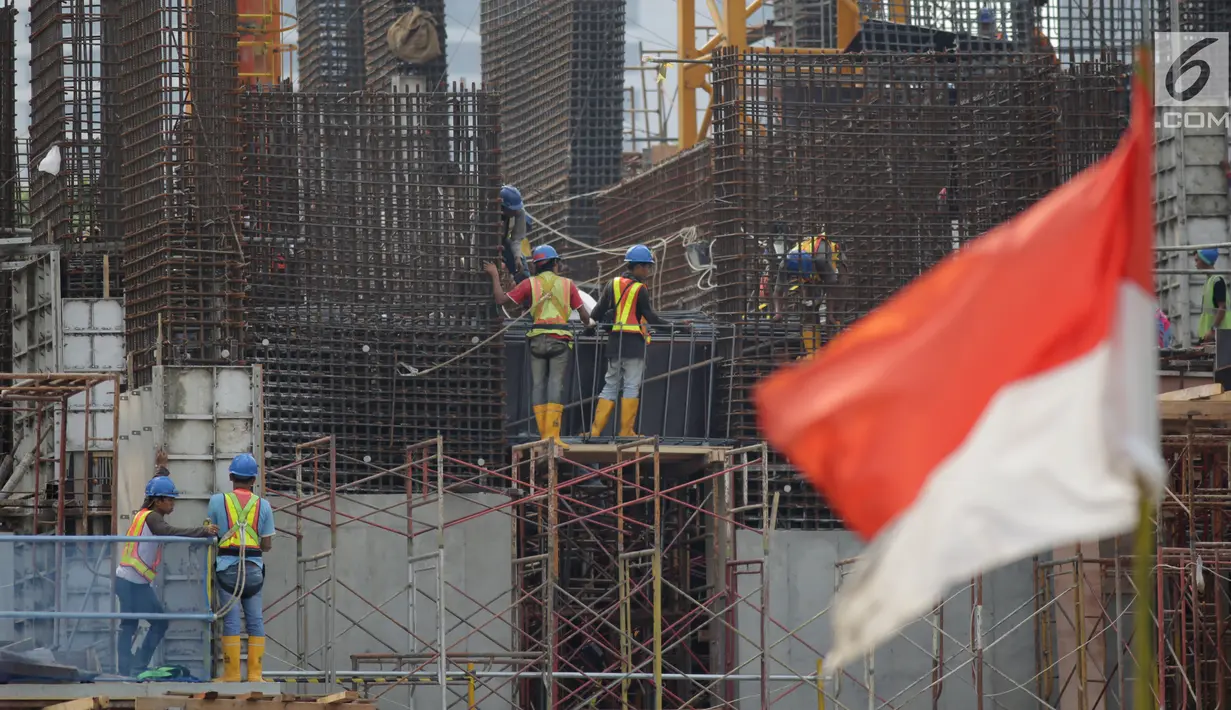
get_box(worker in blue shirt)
[207,453,275,682]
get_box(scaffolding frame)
[0,372,120,535]
[253,436,864,709]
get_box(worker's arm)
[568,282,591,324]
[814,243,838,285]
[146,510,217,538]
[258,499,275,553]
[483,262,516,306]
[1213,279,1228,341]
[590,284,612,324]
[634,287,667,326]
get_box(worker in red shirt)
[485,245,592,448]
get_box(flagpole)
[1132,478,1158,710]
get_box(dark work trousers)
[529,335,571,406]
[116,578,168,676]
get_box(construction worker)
[115,476,218,677]
[588,245,670,438]
[500,185,532,285]
[208,453,275,682]
[768,233,843,355]
[485,246,591,448]
[977,7,998,38]
[1196,248,1231,343]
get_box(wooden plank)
[1159,399,1231,420]
[1208,392,1231,401]
[315,693,358,705]
[44,699,109,710]
[1158,383,1224,401]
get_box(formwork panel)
[240,89,506,481]
[118,0,247,386]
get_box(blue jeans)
[115,579,167,675]
[216,561,265,636]
[599,357,645,400]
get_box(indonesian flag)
[755,69,1165,669]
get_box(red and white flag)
[756,72,1164,669]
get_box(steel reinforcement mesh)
[298,0,365,91]
[118,0,246,386]
[0,5,17,236]
[364,0,446,90]
[481,0,625,278]
[773,1,1154,60]
[597,144,715,311]
[28,0,123,298]
[240,88,505,482]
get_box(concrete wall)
[263,493,516,710]
[735,529,1039,710]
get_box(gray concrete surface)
[735,529,1039,710]
[261,493,516,710]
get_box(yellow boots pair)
[218,635,264,682]
[533,403,569,450]
[589,398,639,437]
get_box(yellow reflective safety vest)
[119,509,162,582]
[612,277,651,344]
[219,491,262,553]
[1198,275,1231,340]
[526,272,574,340]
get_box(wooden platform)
[556,442,729,465]
[0,684,281,710]
[137,691,372,710]
[1159,383,1231,421]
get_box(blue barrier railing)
[0,534,220,677]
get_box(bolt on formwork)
[28,0,123,298]
[239,88,506,479]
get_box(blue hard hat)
[625,244,655,265]
[978,7,995,22]
[500,185,524,212]
[1199,248,1220,266]
[229,453,259,479]
[532,245,559,263]
[146,476,179,499]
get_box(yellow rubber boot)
[246,636,266,682]
[218,635,242,682]
[618,399,640,437]
[546,404,570,450]
[590,399,615,437]
[533,404,548,440]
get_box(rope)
[406,312,530,378]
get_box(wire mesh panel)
[597,144,716,311]
[118,0,247,386]
[0,5,18,237]
[481,0,625,279]
[298,0,365,91]
[240,88,505,483]
[364,0,446,90]
[28,0,123,298]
